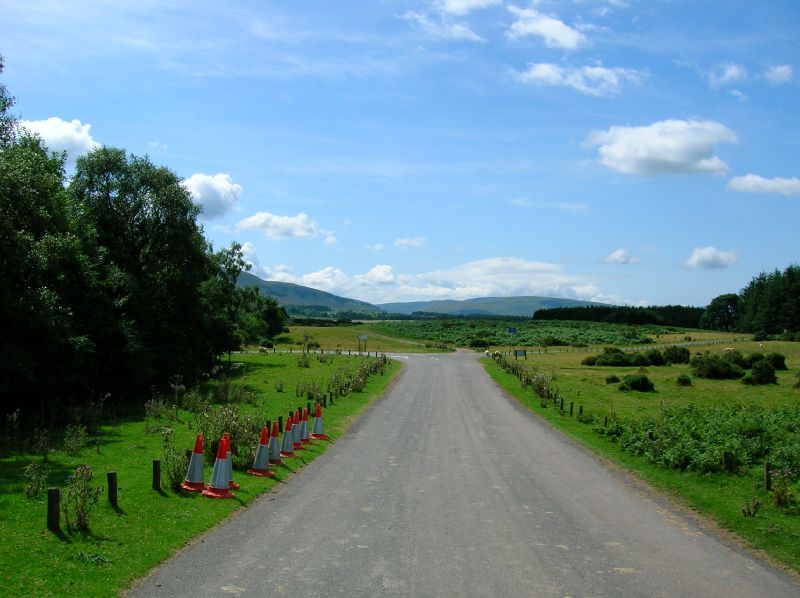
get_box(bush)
[258,339,274,348]
[676,374,692,387]
[620,374,655,392]
[63,424,88,456]
[722,350,748,369]
[605,374,620,384]
[595,352,631,367]
[581,355,598,366]
[541,335,565,347]
[750,360,777,385]
[23,462,50,499]
[690,353,744,380]
[645,349,666,366]
[663,345,690,364]
[469,338,489,348]
[62,465,103,532]
[766,352,788,371]
[629,352,650,367]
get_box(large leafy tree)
[699,293,741,331]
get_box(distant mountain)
[237,271,382,315]
[378,296,604,317]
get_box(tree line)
[533,305,704,328]
[0,58,286,419]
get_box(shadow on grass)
[0,457,75,494]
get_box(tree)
[0,55,16,145]
[699,293,741,331]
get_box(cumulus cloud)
[730,89,747,102]
[765,64,793,85]
[183,173,242,220]
[515,62,641,97]
[586,119,738,176]
[21,117,99,162]
[685,246,737,270]
[258,257,610,304]
[237,211,334,242]
[240,241,261,269]
[708,63,747,88]
[402,10,483,42]
[728,174,800,196]
[367,243,386,251]
[394,237,427,249]
[605,249,639,265]
[507,6,585,49]
[437,0,500,15]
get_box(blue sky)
[3,0,799,307]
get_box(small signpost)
[514,349,527,360]
[357,334,368,355]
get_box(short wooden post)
[47,488,60,531]
[330,392,335,405]
[323,395,327,408]
[306,402,311,416]
[107,471,118,507]
[578,405,583,417]
[152,459,161,490]
[569,402,574,416]
[278,416,283,433]
[604,415,608,427]
[765,461,772,491]
[559,397,564,412]
[266,419,271,433]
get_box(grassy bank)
[482,340,800,574]
[0,352,401,597]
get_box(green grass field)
[272,323,451,353]
[0,352,401,597]
[482,339,800,574]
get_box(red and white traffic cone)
[293,408,303,450]
[268,421,282,465]
[223,432,240,490]
[301,408,312,444]
[181,434,206,492]
[281,414,296,458]
[202,436,235,499]
[247,427,274,477]
[310,404,329,440]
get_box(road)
[129,351,798,597]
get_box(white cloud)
[765,64,793,85]
[183,173,243,220]
[237,211,334,241]
[510,198,590,214]
[367,243,386,251]
[685,246,737,270]
[240,241,261,269]
[729,89,747,102]
[515,62,641,97]
[21,117,99,162]
[728,174,800,196]
[148,140,168,151]
[586,119,738,176]
[605,249,639,265]
[402,10,483,42]
[394,237,427,249]
[708,63,747,88]
[437,0,500,16]
[258,257,612,304]
[507,6,585,49]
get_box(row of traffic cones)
[181,404,329,499]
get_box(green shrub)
[645,349,666,366]
[62,465,103,532]
[541,335,564,347]
[741,374,756,385]
[620,374,655,392]
[258,338,274,348]
[629,352,650,367]
[595,352,631,367]
[766,352,788,371]
[690,353,744,380]
[676,374,692,387]
[581,355,598,366]
[722,349,748,369]
[63,424,88,456]
[605,374,620,384]
[751,360,777,385]
[469,338,489,348]
[663,345,690,364]
[23,462,50,499]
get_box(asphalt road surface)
[129,352,799,597]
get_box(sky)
[3,0,799,307]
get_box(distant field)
[274,324,451,353]
[368,319,746,350]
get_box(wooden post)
[278,416,283,433]
[306,402,311,416]
[323,395,327,408]
[604,415,608,427]
[765,461,772,491]
[47,488,60,531]
[107,472,118,507]
[266,419,271,433]
[578,405,583,417]
[152,459,161,490]
[569,402,574,416]
[560,397,564,412]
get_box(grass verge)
[0,353,401,597]
[482,348,800,575]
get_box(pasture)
[0,352,400,597]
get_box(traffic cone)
[223,432,240,490]
[310,404,329,440]
[268,421,282,465]
[181,434,206,492]
[247,427,275,477]
[293,408,303,450]
[202,436,235,499]
[281,414,296,458]
[301,408,312,444]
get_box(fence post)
[107,472,118,507]
[604,415,608,427]
[47,488,60,531]
[569,402,574,417]
[278,416,283,433]
[578,405,583,417]
[152,459,161,490]
[559,397,564,412]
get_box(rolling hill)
[377,296,604,317]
